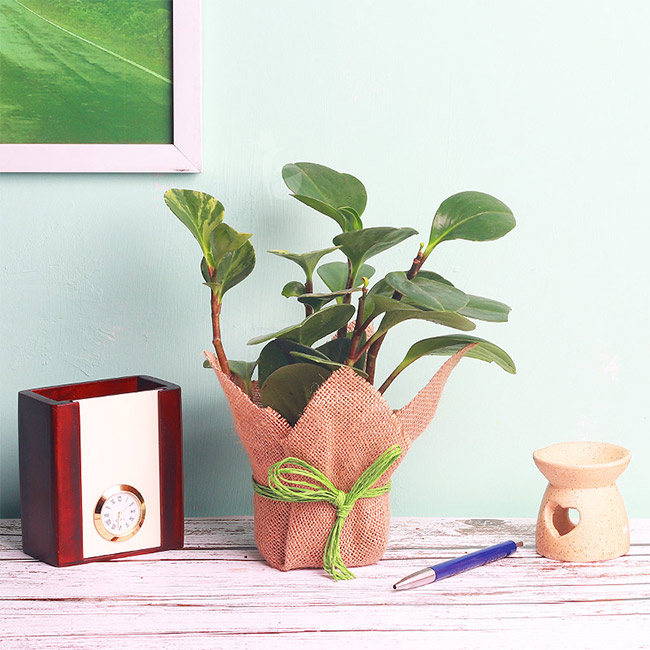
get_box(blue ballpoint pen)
[393,540,523,590]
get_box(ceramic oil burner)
[533,441,631,562]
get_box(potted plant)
[164,162,516,580]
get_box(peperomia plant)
[165,162,516,425]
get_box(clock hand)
[117,502,134,527]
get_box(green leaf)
[201,226,255,297]
[299,304,356,346]
[211,223,252,267]
[361,294,404,320]
[338,206,363,230]
[317,262,375,292]
[297,297,331,313]
[281,281,306,298]
[400,271,511,323]
[361,281,394,320]
[229,360,257,380]
[282,162,367,231]
[247,304,356,346]
[297,288,362,312]
[407,271,511,322]
[164,189,224,268]
[257,339,328,386]
[317,335,368,371]
[459,295,511,323]
[269,246,339,282]
[201,257,212,284]
[260,363,332,426]
[228,360,257,396]
[414,270,454,286]
[396,335,516,375]
[426,191,515,255]
[373,303,476,339]
[361,295,475,339]
[289,351,368,377]
[316,338,353,364]
[248,322,302,346]
[298,288,362,304]
[367,277,394,299]
[385,271,469,312]
[215,240,256,299]
[333,227,418,278]
[287,195,353,232]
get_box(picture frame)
[0,0,201,173]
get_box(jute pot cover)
[205,347,471,576]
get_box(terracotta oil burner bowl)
[533,441,631,562]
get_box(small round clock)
[93,484,146,542]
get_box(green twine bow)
[252,444,402,581]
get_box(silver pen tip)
[393,567,436,591]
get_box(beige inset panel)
[77,390,161,558]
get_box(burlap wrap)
[205,347,471,572]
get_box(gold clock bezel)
[93,484,146,542]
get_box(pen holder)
[18,376,183,566]
[533,442,631,562]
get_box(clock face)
[93,485,146,542]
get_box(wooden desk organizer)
[18,375,183,566]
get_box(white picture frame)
[0,0,202,173]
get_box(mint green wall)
[2,0,649,518]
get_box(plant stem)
[353,334,377,363]
[365,244,426,384]
[341,259,354,304]
[377,367,401,394]
[304,278,314,318]
[346,286,368,365]
[336,259,355,339]
[210,290,230,375]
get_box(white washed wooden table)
[1,517,649,649]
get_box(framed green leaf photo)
[0,0,201,172]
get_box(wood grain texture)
[1,517,649,649]
[156,383,184,551]
[17,392,83,566]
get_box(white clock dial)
[93,485,146,542]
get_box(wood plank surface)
[1,517,649,649]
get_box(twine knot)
[335,500,354,520]
[252,444,402,581]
